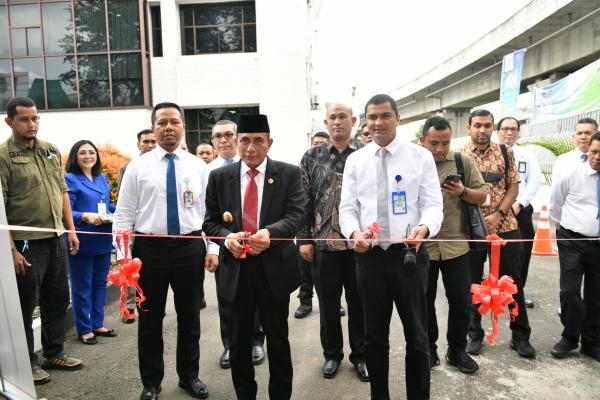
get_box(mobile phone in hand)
[442,174,461,186]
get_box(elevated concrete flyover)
[389,0,600,130]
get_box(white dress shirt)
[240,158,267,229]
[551,148,587,185]
[512,144,542,207]
[550,161,600,237]
[114,146,219,254]
[207,154,240,173]
[339,137,443,243]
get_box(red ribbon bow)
[108,231,146,320]
[238,232,252,259]
[470,234,519,346]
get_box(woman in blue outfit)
[65,140,117,344]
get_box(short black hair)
[151,102,184,125]
[422,116,452,137]
[312,131,329,140]
[364,94,398,116]
[576,117,598,131]
[590,132,600,144]
[136,128,153,142]
[496,117,520,131]
[6,97,36,118]
[361,122,367,130]
[66,140,102,176]
[468,109,494,125]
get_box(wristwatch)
[495,208,506,217]
[459,188,469,198]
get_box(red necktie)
[243,169,259,233]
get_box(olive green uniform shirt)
[425,151,487,261]
[0,136,68,240]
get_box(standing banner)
[499,49,526,118]
[533,58,600,121]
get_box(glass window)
[11,27,42,56]
[0,6,9,57]
[184,106,259,150]
[45,56,77,109]
[1,0,149,111]
[42,2,73,55]
[150,5,162,57]
[180,1,256,55]
[13,57,46,108]
[111,53,143,106]
[76,0,107,53]
[9,4,39,27]
[78,55,109,107]
[0,60,12,111]
[108,0,140,51]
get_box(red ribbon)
[108,231,146,320]
[470,234,519,346]
[238,232,252,259]
[364,222,380,241]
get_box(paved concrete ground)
[36,254,599,400]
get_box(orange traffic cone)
[531,205,558,256]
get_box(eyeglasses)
[212,132,235,140]
[362,131,371,136]
[499,127,519,133]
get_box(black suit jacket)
[203,157,306,303]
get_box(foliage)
[520,137,575,185]
[61,144,131,205]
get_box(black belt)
[559,227,600,247]
[134,230,204,246]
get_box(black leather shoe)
[79,334,97,345]
[524,298,534,308]
[252,345,265,365]
[353,361,369,382]
[323,359,340,379]
[466,337,483,355]
[140,386,161,400]
[93,328,117,337]
[446,349,479,374]
[509,339,536,358]
[551,337,578,359]
[580,344,600,362]
[294,303,312,319]
[219,349,230,369]
[340,306,346,317]
[178,378,209,399]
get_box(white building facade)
[0,0,311,163]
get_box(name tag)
[183,189,194,208]
[518,161,527,173]
[392,191,407,215]
[97,202,107,216]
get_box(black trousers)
[469,229,531,341]
[14,236,70,365]
[313,249,365,363]
[516,204,535,287]
[215,269,264,350]
[427,253,471,353]
[297,256,314,304]
[228,256,293,400]
[133,234,205,388]
[356,245,430,400]
[557,227,600,346]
